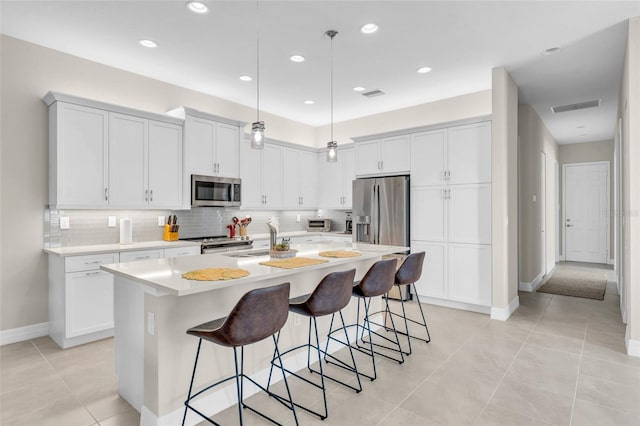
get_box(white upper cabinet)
[49,102,109,207]
[354,135,410,176]
[410,122,491,186]
[317,147,355,209]
[147,121,183,208]
[410,129,447,186]
[447,122,491,184]
[239,139,283,209]
[108,113,147,207]
[282,148,317,209]
[183,115,240,178]
[45,93,184,209]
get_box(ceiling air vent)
[361,89,385,98]
[551,99,601,114]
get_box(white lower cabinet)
[50,253,118,348]
[411,240,491,310]
[49,245,200,348]
[66,269,114,338]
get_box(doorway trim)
[540,152,547,276]
[562,160,610,264]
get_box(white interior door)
[564,162,609,264]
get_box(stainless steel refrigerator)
[353,175,410,300]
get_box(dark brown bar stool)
[182,283,298,426]
[267,269,361,420]
[328,259,403,382]
[387,252,430,355]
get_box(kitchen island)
[100,241,408,426]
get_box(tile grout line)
[29,339,102,425]
[375,315,492,426]
[472,293,555,426]
[568,321,587,426]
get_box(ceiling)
[2,1,639,144]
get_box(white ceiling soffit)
[1,1,639,139]
[509,20,632,145]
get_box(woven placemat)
[318,250,361,258]
[182,268,249,281]
[259,257,329,269]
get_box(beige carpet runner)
[537,266,607,300]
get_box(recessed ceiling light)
[542,47,561,56]
[139,39,158,48]
[360,23,379,34]
[304,100,315,105]
[239,75,252,82]
[187,1,208,14]
[416,66,432,74]
[290,55,305,63]
[577,125,585,129]
[353,86,366,92]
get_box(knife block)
[163,225,179,241]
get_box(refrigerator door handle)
[371,183,377,244]
[375,183,381,244]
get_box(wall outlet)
[296,214,301,223]
[108,216,116,227]
[60,216,70,229]
[158,216,165,226]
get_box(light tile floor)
[2,262,639,425]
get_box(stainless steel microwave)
[191,175,241,207]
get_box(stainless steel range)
[181,236,253,254]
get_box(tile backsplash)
[44,208,350,247]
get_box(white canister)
[120,218,133,244]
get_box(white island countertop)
[100,242,407,296]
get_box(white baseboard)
[558,255,566,262]
[608,257,614,265]
[417,296,490,315]
[142,314,383,426]
[519,272,544,292]
[490,296,520,321]
[546,263,556,275]
[625,326,640,358]
[0,322,49,346]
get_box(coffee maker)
[345,212,352,234]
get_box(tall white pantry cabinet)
[410,121,492,312]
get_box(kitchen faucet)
[266,217,279,250]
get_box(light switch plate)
[108,216,116,227]
[158,216,165,226]
[60,216,70,229]
[532,195,537,203]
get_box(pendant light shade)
[251,121,265,148]
[325,29,338,162]
[251,0,265,149]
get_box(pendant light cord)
[256,0,260,123]
[330,33,334,142]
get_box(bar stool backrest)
[220,282,291,346]
[358,259,397,297]
[305,269,357,316]
[395,252,426,285]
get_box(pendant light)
[250,0,265,149]
[325,30,338,162]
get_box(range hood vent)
[551,99,601,114]
[361,89,385,98]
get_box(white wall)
[518,104,559,285]
[618,17,640,352]
[491,68,519,317]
